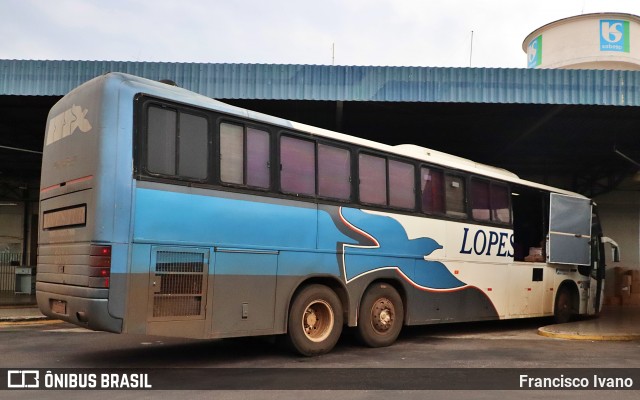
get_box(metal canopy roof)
[1,59,639,200]
[2,59,640,106]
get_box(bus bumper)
[36,283,123,333]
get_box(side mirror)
[611,247,621,263]
[601,236,621,263]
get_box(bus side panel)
[131,184,323,338]
[210,251,278,337]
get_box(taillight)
[90,245,111,257]
[89,245,111,288]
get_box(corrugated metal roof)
[1,59,640,106]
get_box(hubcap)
[302,300,334,342]
[371,298,394,333]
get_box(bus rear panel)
[37,75,130,333]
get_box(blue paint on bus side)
[133,187,319,251]
[133,186,467,290]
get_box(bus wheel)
[554,286,574,324]
[287,284,343,356]
[357,283,404,348]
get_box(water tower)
[523,12,640,69]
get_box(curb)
[537,327,640,341]
[0,315,51,323]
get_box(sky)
[1,0,639,68]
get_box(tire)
[287,284,343,356]
[554,286,574,324]
[357,283,404,348]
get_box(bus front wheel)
[357,283,404,348]
[287,284,343,356]
[554,286,575,324]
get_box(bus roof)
[106,72,587,200]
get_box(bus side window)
[177,113,208,180]
[471,179,511,224]
[220,123,271,188]
[147,106,208,180]
[220,123,244,184]
[246,127,270,188]
[389,159,415,210]
[359,153,387,206]
[280,135,316,196]
[471,179,491,221]
[318,144,351,200]
[147,106,177,176]
[491,183,511,223]
[421,167,445,214]
[445,174,467,218]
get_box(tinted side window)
[280,136,315,196]
[445,174,467,218]
[471,179,511,224]
[246,128,270,188]
[389,160,415,209]
[220,123,244,184]
[147,106,176,176]
[421,167,445,214]
[147,106,208,180]
[359,154,387,205]
[220,124,271,188]
[178,113,208,179]
[318,144,351,200]
[491,183,511,223]
[471,179,491,221]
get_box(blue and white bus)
[37,73,618,356]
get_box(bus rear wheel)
[357,283,404,348]
[287,284,343,356]
[554,286,574,324]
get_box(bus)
[36,72,619,356]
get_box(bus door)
[548,194,592,310]
[548,193,592,267]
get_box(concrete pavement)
[538,305,640,341]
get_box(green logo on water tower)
[527,35,542,68]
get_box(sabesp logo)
[46,104,92,145]
[600,20,630,52]
[601,21,623,43]
[527,35,542,68]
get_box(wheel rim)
[370,297,395,334]
[302,299,334,342]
